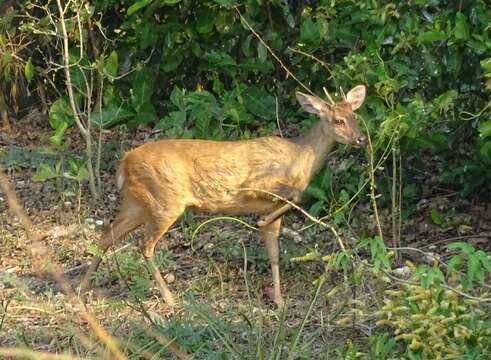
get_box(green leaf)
[212,0,237,8]
[454,12,470,41]
[242,87,275,119]
[130,101,156,127]
[475,250,491,274]
[154,110,186,131]
[479,140,491,162]
[48,122,68,146]
[104,50,118,79]
[308,200,324,218]
[194,110,211,138]
[169,87,185,110]
[132,69,155,111]
[430,208,444,225]
[481,57,491,76]
[196,10,215,34]
[447,242,475,255]
[304,184,327,201]
[24,57,34,83]
[241,35,253,57]
[68,50,89,94]
[417,31,446,43]
[127,0,154,15]
[0,51,12,81]
[467,38,487,53]
[467,253,480,285]
[215,11,234,34]
[205,51,236,75]
[88,244,104,257]
[257,42,267,63]
[68,158,80,175]
[48,97,73,130]
[160,49,183,72]
[32,163,59,182]
[427,267,444,286]
[434,90,458,112]
[479,120,491,138]
[320,166,332,189]
[76,164,89,181]
[300,17,320,45]
[447,255,463,274]
[91,107,134,128]
[239,58,274,74]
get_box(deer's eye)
[334,118,346,126]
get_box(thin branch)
[238,188,346,252]
[274,95,283,137]
[388,246,491,291]
[234,7,312,95]
[288,46,336,82]
[56,0,88,139]
[360,116,384,241]
[381,268,491,303]
[56,0,98,198]
[420,234,491,249]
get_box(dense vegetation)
[1,0,490,359]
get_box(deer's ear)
[346,85,366,110]
[296,92,326,115]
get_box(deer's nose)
[356,135,367,146]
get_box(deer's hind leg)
[139,206,185,307]
[260,216,284,308]
[80,197,145,293]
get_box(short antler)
[339,86,346,100]
[323,87,334,104]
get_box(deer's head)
[296,85,367,147]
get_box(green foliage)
[32,156,89,197]
[6,0,489,199]
[414,264,445,288]
[118,283,325,358]
[24,57,34,83]
[376,284,491,359]
[447,242,491,290]
[48,97,73,146]
[357,236,391,273]
[335,335,399,360]
[429,208,445,226]
[303,166,332,217]
[93,249,176,299]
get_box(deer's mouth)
[354,135,367,147]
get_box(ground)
[1,111,490,358]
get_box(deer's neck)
[295,121,336,178]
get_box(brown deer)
[80,85,367,308]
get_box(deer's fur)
[80,85,367,308]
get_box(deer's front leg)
[258,203,292,227]
[260,216,284,308]
[258,187,301,227]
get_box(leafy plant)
[32,156,90,198]
[91,249,176,299]
[376,284,491,359]
[357,236,391,273]
[446,242,491,290]
[303,166,332,217]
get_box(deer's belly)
[189,197,279,216]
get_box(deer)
[80,85,367,308]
